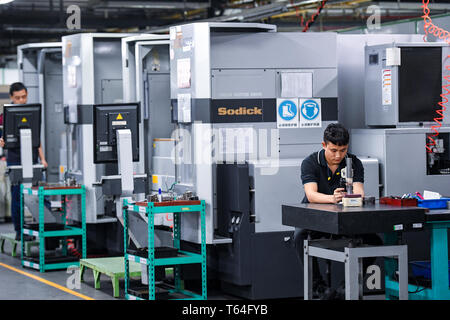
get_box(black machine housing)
[3,103,41,149]
[211,163,303,299]
[93,103,140,164]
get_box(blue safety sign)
[300,99,320,120]
[299,98,322,128]
[278,100,297,121]
[277,99,299,129]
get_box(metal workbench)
[282,203,427,235]
[281,202,427,300]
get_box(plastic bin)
[417,198,450,210]
[380,197,417,207]
[410,260,450,286]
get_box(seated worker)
[0,82,48,241]
[294,123,382,299]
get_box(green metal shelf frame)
[20,185,87,273]
[123,199,207,300]
[384,220,450,300]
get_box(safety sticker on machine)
[277,98,299,129]
[138,206,147,213]
[393,224,403,231]
[299,98,322,128]
[382,69,392,106]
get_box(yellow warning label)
[21,117,27,123]
[152,175,158,184]
[116,113,123,120]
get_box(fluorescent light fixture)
[0,0,14,4]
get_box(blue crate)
[410,260,450,286]
[417,198,450,210]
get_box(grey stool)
[304,239,408,300]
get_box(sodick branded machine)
[350,42,450,197]
[62,33,144,253]
[169,22,380,299]
[17,42,64,183]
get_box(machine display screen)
[399,47,442,123]
[3,103,41,149]
[93,103,140,163]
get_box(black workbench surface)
[281,203,428,235]
[423,209,450,222]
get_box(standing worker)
[0,95,8,223]
[294,123,382,299]
[0,82,48,241]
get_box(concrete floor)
[0,222,386,300]
[0,222,239,300]
[0,222,119,300]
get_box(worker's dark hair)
[323,123,349,146]
[9,82,27,96]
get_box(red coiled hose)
[422,0,450,153]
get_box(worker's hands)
[0,138,4,148]
[332,188,345,203]
[41,159,48,168]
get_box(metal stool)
[304,238,408,300]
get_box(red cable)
[290,0,328,32]
[302,0,328,32]
[421,0,450,153]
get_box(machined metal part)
[345,157,353,195]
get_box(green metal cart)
[123,199,207,300]
[20,184,87,272]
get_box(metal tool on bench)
[341,158,363,207]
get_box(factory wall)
[0,68,19,86]
[338,13,450,40]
